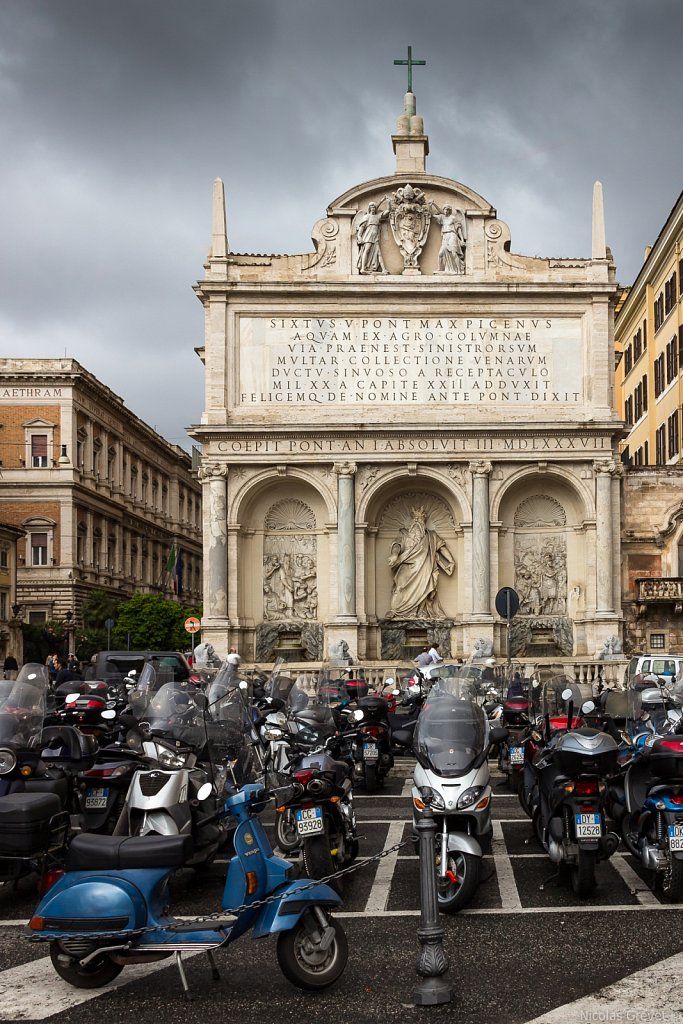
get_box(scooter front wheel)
[50,941,123,989]
[436,851,480,912]
[276,913,348,990]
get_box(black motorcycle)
[527,681,620,896]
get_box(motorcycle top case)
[552,728,619,777]
[357,695,390,722]
[502,701,529,728]
[0,792,62,854]
[647,737,683,778]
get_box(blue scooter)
[26,782,348,997]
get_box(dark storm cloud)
[1,0,681,445]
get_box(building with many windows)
[616,192,683,651]
[0,359,202,630]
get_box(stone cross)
[393,46,426,93]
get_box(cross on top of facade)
[393,46,426,93]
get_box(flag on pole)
[165,544,176,575]
[175,548,184,597]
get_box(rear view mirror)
[581,700,596,715]
[101,709,116,721]
[561,688,573,701]
[196,782,213,802]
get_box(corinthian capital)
[334,461,357,477]
[198,462,229,482]
[469,460,492,478]
[593,458,620,478]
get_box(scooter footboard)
[251,880,342,938]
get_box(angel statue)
[430,202,467,274]
[355,198,390,274]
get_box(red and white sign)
[184,617,201,634]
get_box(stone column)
[199,463,229,618]
[335,461,357,620]
[594,460,615,613]
[469,460,492,615]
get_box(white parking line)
[610,852,661,905]
[491,819,522,910]
[337,903,682,918]
[363,822,406,913]
[0,950,201,1020]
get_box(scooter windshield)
[131,670,205,749]
[414,695,487,777]
[0,663,48,745]
[428,669,478,703]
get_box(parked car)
[88,651,191,684]
[625,654,683,687]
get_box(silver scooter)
[411,670,506,911]
[114,666,229,866]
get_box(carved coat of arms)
[388,183,431,270]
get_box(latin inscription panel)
[237,315,583,407]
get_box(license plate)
[85,787,109,809]
[668,824,683,852]
[363,742,379,762]
[295,806,324,836]
[575,813,601,838]
[509,746,525,764]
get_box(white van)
[625,654,683,685]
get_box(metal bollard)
[414,793,451,1005]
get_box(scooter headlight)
[156,747,186,769]
[0,748,17,775]
[413,786,445,812]
[457,786,486,810]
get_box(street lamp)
[64,610,73,658]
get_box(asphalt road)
[1,759,683,1023]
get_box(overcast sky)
[1,0,681,448]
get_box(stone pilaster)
[469,460,492,615]
[335,461,357,620]
[594,459,616,613]
[198,462,229,618]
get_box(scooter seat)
[65,832,194,871]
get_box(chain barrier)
[29,838,414,942]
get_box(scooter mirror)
[65,693,80,704]
[196,782,213,802]
[353,709,364,721]
[385,677,395,687]
[194,692,209,712]
[581,700,596,714]
[101,709,117,720]
[392,688,401,696]
[239,681,249,691]
[27,672,38,681]
[561,688,574,701]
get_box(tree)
[111,594,202,651]
[75,590,126,662]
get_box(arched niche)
[366,481,462,622]
[234,476,330,625]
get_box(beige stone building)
[0,359,202,628]
[615,192,683,653]
[191,89,623,663]
[0,523,25,667]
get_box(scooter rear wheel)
[571,848,597,897]
[661,853,683,901]
[364,763,378,793]
[275,808,300,853]
[276,913,348,990]
[50,941,123,989]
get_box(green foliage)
[22,620,68,664]
[80,590,124,630]
[111,594,202,651]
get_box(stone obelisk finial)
[212,177,228,258]
[592,180,606,260]
[392,47,429,174]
